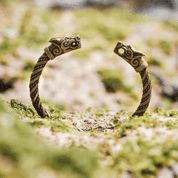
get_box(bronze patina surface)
[114,41,151,117]
[29,35,81,118]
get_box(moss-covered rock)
[0,99,99,178]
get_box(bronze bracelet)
[30,37,151,118]
[29,35,81,118]
[114,41,152,117]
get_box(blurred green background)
[0,0,178,113]
[1,0,178,177]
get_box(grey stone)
[172,163,178,176]
[157,168,174,178]
[5,28,18,39]
[121,172,132,178]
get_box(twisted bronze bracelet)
[114,41,152,117]
[29,35,81,118]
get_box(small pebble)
[172,163,178,176]
[121,172,132,178]
[5,28,18,38]
[23,117,30,122]
[157,168,174,178]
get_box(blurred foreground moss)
[9,99,76,132]
[112,110,178,177]
[3,98,178,177]
[112,138,178,177]
[0,99,98,178]
[114,109,178,136]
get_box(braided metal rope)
[114,41,152,117]
[29,35,81,118]
[132,68,151,116]
[29,53,51,118]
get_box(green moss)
[27,118,50,127]
[94,108,110,116]
[9,99,37,118]
[72,37,108,60]
[158,39,173,56]
[0,0,20,6]
[145,38,157,48]
[95,22,129,42]
[0,99,49,177]
[85,107,92,113]
[147,56,162,67]
[145,38,174,56]
[9,99,75,132]
[112,137,178,177]
[0,37,20,56]
[72,48,91,59]
[51,119,77,132]
[47,146,99,178]
[104,8,145,23]
[73,8,130,42]
[98,69,124,93]
[73,25,99,40]
[114,115,162,136]
[27,118,76,132]
[0,55,8,65]
[163,20,178,32]
[16,59,36,81]
[97,69,136,99]
[4,97,178,177]
[9,99,74,131]
[23,59,36,71]
[0,98,99,178]
[41,98,66,114]
[112,139,175,177]
[90,43,106,51]
[114,109,178,135]
[18,6,54,49]
[153,107,178,117]
[2,6,178,177]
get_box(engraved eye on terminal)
[71,42,77,47]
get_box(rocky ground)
[21,105,178,178]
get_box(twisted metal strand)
[114,41,152,117]
[30,53,51,118]
[29,35,81,118]
[132,68,151,116]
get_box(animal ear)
[135,51,145,57]
[49,37,61,46]
[130,46,145,57]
